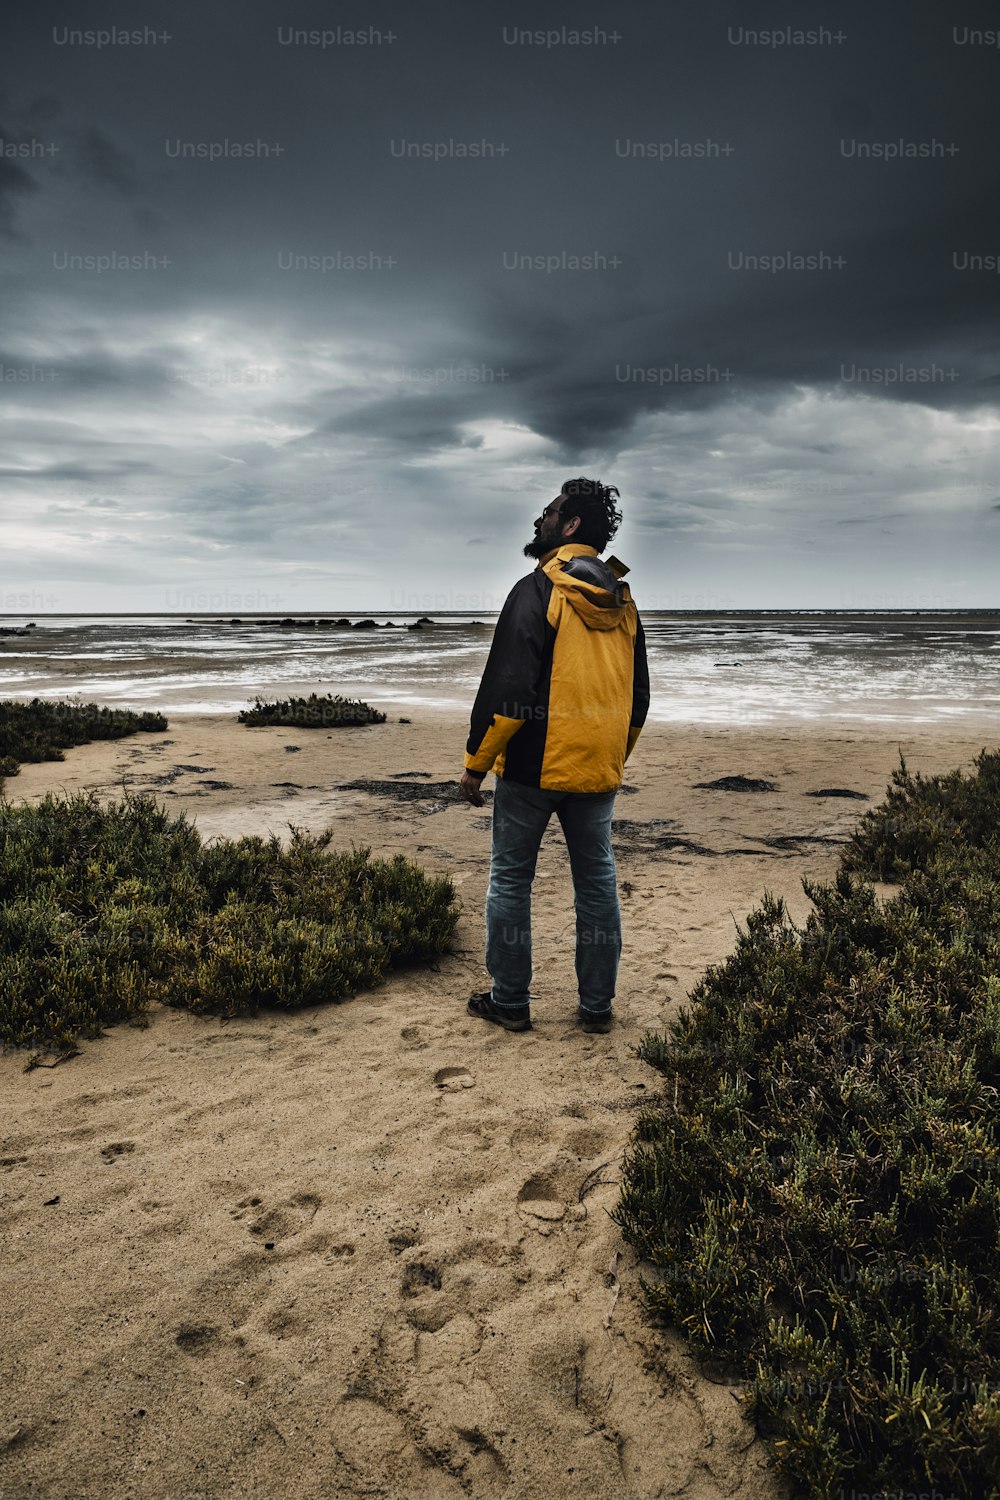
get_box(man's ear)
[562,514,581,538]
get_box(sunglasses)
[539,500,565,520]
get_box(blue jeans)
[485,775,622,1018]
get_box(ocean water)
[1,613,999,727]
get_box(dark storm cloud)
[313,392,487,452]
[0,345,179,394]
[75,126,140,198]
[0,87,63,235]
[1,0,998,606]
[0,154,39,237]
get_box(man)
[458,478,650,1035]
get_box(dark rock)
[693,776,778,793]
[338,776,487,807]
[804,788,870,800]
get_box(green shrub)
[0,791,457,1053]
[615,747,1000,1499]
[0,697,167,787]
[238,693,386,728]
[842,746,1000,881]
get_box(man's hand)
[458,770,486,807]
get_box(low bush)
[0,697,167,781]
[238,693,386,728]
[0,789,457,1054]
[615,747,1000,1498]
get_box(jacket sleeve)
[625,612,650,761]
[464,573,549,776]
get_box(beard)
[523,530,558,559]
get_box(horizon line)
[3,608,1000,619]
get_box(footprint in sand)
[436,1120,494,1153]
[100,1141,136,1163]
[564,1125,616,1160]
[400,1258,453,1332]
[516,1173,566,1223]
[434,1066,475,1091]
[235,1192,322,1243]
[321,1243,356,1267]
[184,1249,263,1336]
[262,1304,309,1340]
[174,1323,221,1355]
[230,1195,264,1218]
[54,1084,153,1118]
[402,1261,442,1295]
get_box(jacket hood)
[537,544,633,630]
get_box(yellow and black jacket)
[464,543,650,793]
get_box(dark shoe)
[577,1008,613,1034]
[468,991,532,1032]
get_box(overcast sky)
[2,0,999,612]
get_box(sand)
[2,708,997,1500]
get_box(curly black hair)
[559,477,622,553]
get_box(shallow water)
[1,612,999,727]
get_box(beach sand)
[2,709,997,1500]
